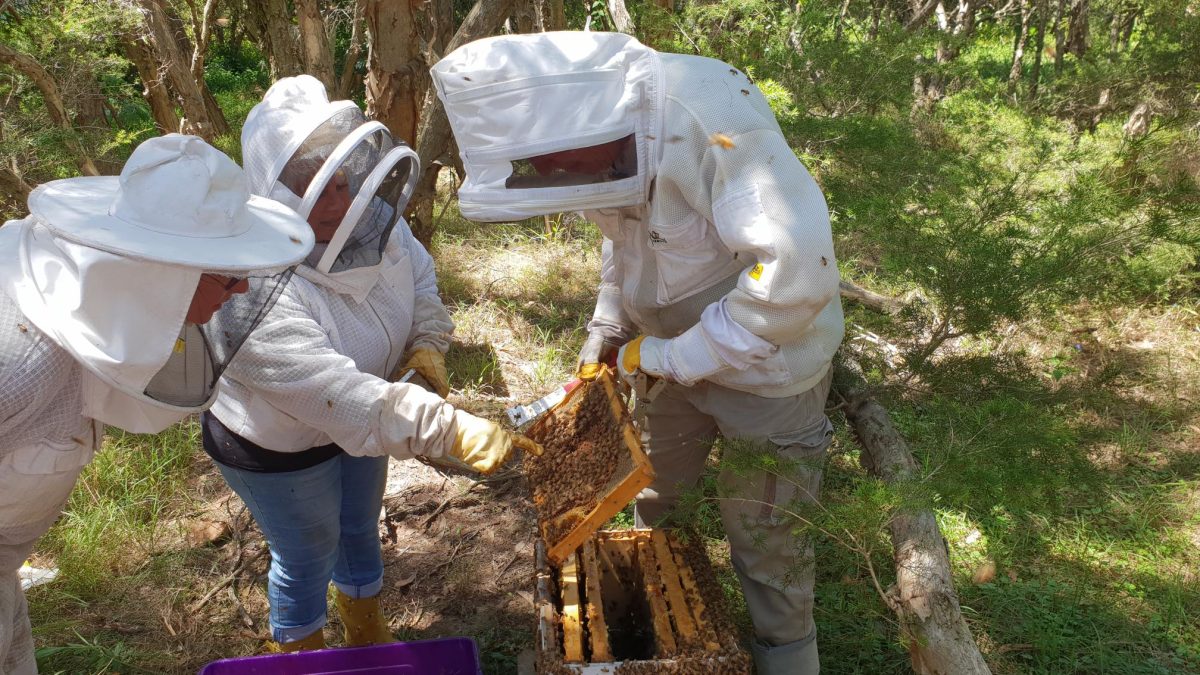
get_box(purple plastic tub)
[198,637,481,675]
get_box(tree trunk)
[296,0,336,91]
[834,0,853,42]
[407,0,519,246]
[160,0,230,138]
[136,0,228,140]
[906,0,941,30]
[0,43,99,176]
[869,0,884,39]
[337,0,368,99]
[839,280,904,314]
[834,363,993,675]
[1053,0,1066,74]
[1007,0,1032,90]
[260,0,304,80]
[1116,6,1137,51]
[1122,101,1151,140]
[1065,0,1087,59]
[365,0,426,145]
[1029,0,1048,97]
[608,0,635,33]
[512,0,543,33]
[188,0,219,81]
[0,161,33,207]
[123,33,181,135]
[543,0,566,30]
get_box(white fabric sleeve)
[662,300,776,385]
[585,238,636,343]
[396,220,454,354]
[222,289,458,459]
[705,129,841,345]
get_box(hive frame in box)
[534,529,751,673]
[528,367,655,564]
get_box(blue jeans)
[217,453,389,643]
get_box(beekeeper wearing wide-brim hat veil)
[432,32,845,674]
[0,134,315,674]
[206,75,540,654]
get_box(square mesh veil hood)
[431,32,664,221]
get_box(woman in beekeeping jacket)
[204,75,539,653]
[0,134,316,674]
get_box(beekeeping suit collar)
[243,75,420,302]
[0,134,314,432]
[431,31,663,222]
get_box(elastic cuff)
[332,574,384,600]
[274,616,327,644]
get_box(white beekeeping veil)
[431,31,663,222]
[242,75,419,300]
[0,134,315,432]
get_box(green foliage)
[35,634,154,675]
[39,422,198,598]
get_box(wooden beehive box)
[524,368,655,564]
[534,529,751,674]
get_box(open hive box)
[534,529,751,674]
[523,368,655,564]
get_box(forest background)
[1,0,1198,672]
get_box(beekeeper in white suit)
[0,134,316,674]
[432,32,844,673]
[204,75,540,653]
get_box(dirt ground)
[172,455,545,673]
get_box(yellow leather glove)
[576,332,624,381]
[619,335,646,380]
[616,334,671,388]
[397,348,450,398]
[577,362,605,381]
[449,410,543,475]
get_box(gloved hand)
[616,334,672,388]
[449,410,543,475]
[394,348,450,398]
[576,332,624,381]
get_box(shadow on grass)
[447,341,510,399]
[869,342,1200,673]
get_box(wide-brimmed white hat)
[27,134,314,273]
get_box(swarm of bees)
[525,382,630,544]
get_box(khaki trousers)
[0,452,87,675]
[634,369,832,674]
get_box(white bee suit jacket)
[0,262,97,675]
[224,75,460,460]
[0,135,315,674]
[433,33,844,396]
[210,219,460,458]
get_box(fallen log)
[839,279,905,314]
[833,362,992,675]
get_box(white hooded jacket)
[213,77,460,458]
[0,135,314,675]
[433,33,843,397]
[209,221,458,456]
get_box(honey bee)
[708,133,736,150]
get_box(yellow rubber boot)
[266,630,325,653]
[334,590,396,647]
